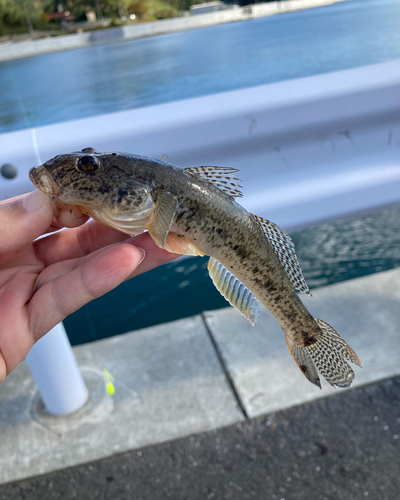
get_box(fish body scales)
[29,150,361,389]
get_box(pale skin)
[0,190,178,382]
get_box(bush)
[127,0,148,20]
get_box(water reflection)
[291,204,400,289]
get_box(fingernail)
[137,248,146,265]
[23,190,49,212]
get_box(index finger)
[35,219,180,269]
[34,219,130,266]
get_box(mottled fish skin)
[30,151,310,337]
[29,150,361,389]
[169,174,319,345]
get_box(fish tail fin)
[285,319,362,389]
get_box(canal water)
[1,0,400,133]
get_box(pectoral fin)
[147,191,178,249]
[208,257,260,326]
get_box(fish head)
[29,149,155,234]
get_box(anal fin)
[208,257,259,326]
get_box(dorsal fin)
[208,257,260,326]
[185,166,243,198]
[252,215,310,294]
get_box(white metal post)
[26,323,88,416]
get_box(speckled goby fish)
[29,148,361,389]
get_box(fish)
[29,148,361,389]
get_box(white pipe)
[26,323,88,416]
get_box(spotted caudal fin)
[285,319,361,389]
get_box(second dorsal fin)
[208,257,260,326]
[252,215,310,294]
[185,166,243,198]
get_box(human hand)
[0,190,179,381]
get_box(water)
[64,204,400,346]
[1,0,400,133]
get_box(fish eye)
[76,155,100,172]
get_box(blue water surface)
[1,0,400,133]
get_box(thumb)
[0,190,54,256]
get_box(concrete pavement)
[1,375,399,499]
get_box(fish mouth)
[29,166,61,198]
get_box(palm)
[0,197,178,381]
